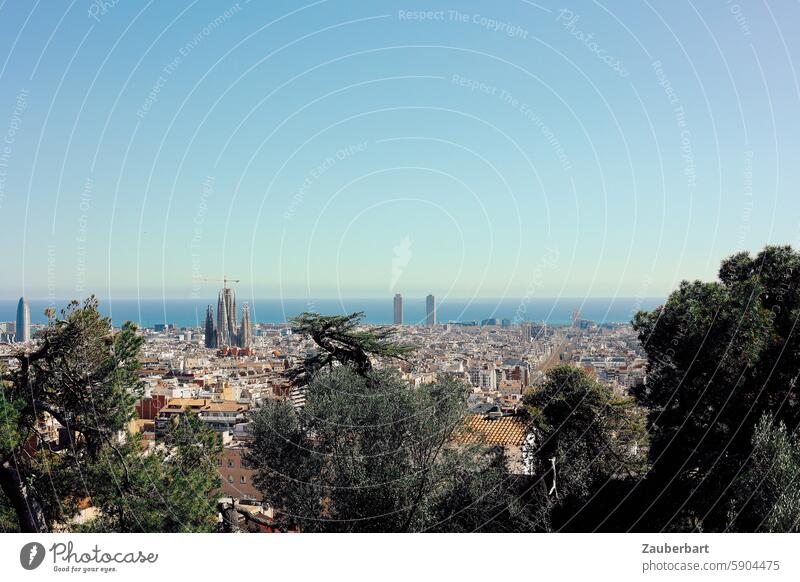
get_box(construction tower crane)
[200,276,240,289]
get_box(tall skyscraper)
[393,293,403,325]
[238,303,253,348]
[204,305,217,348]
[15,297,30,343]
[216,287,238,347]
[425,294,436,327]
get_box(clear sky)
[0,0,798,301]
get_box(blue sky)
[0,0,798,301]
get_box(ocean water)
[0,297,664,329]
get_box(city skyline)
[0,293,665,329]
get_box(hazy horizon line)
[2,295,668,302]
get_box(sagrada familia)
[204,286,252,349]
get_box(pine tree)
[0,297,221,532]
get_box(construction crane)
[200,276,240,289]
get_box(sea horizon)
[0,296,665,328]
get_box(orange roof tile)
[201,401,250,413]
[460,415,528,447]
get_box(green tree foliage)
[248,366,532,532]
[251,312,532,531]
[727,415,800,532]
[632,245,800,531]
[0,298,221,532]
[81,414,222,532]
[288,312,416,383]
[523,364,648,530]
[0,298,141,532]
[0,482,18,532]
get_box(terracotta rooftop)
[201,401,250,413]
[460,414,528,447]
[159,398,209,414]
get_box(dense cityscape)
[1,287,646,530]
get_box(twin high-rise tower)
[425,294,436,327]
[392,293,436,326]
[204,286,252,349]
[393,293,403,325]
